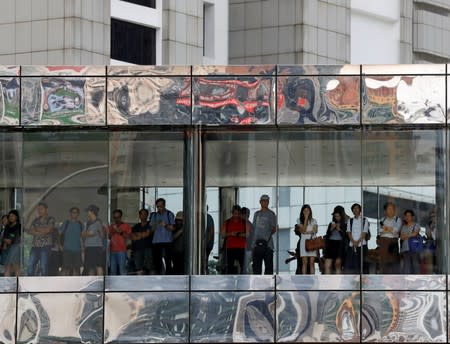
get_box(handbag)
[408,235,424,253]
[305,235,325,252]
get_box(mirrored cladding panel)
[0,63,450,344]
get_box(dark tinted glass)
[111,18,156,65]
[121,0,156,8]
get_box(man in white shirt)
[346,203,369,274]
[379,202,402,274]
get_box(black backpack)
[349,217,371,241]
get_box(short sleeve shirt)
[84,219,104,247]
[109,222,132,253]
[61,220,83,251]
[252,209,277,250]
[347,217,369,247]
[151,210,176,244]
[31,216,55,248]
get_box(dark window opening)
[121,0,156,9]
[111,18,156,65]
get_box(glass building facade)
[0,64,448,342]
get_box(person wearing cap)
[27,202,56,276]
[252,194,277,275]
[2,210,21,276]
[171,211,185,274]
[108,209,132,275]
[150,198,176,275]
[82,205,106,275]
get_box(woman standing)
[2,210,21,276]
[400,209,421,274]
[324,211,347,274]
[298,205,318,275]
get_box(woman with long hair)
[298,204,318,274]
[324,210,347,274]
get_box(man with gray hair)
[252,195,277,274]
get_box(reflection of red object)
[46,66,85,72]
[297,97,306,107]
[177,77,271,123]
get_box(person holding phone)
[298,204,318,275]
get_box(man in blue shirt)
[150,198,175,274]
[60,207,83,276]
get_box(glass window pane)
[109,131,185,276]
[23,132,108,277]
[278,131,362,277]
[362,131,445,279]
[204,132,277,275]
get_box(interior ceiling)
[1,131,441,189]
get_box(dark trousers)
[225,248,245,274]
[252,246,274,275]
[345,245,368,274]
[172,250,185,275]
[152,243,172,275]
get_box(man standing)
[204,206,215,274]
[346,203,369,274]
[108,209,132,275]
[150,198,175,274]
[252,195,277,275]
[60,207,83,276]
[27,202,55,276]
[131,208,153,275]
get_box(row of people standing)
[294,202,436,275]
[220,194,277,275]
[25,198,186,276]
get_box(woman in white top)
[298,204,318,275]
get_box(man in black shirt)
[131,209,153,275]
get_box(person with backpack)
[378,202,402,274]
[346,203,369,274]
[60,207,84,276]
[82,205,106,276]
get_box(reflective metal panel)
[105,276,189,291]
[362,291,446,342]
[0,77,20,125]
[277,291,360,342]
[362,275,445,291]
[0,294,16,344]
[190,291,275,342]
[191,275,274,291]
[17,293,103,344]
[21,65,105,76]
[277,275,360,290]
[0,66,19,76]
[278,64,360,75]
[18,276,104,292]
[277,76,360,124]
[193,65,276,75]
[0,277,17,293]
[192,76,275,125]
[362,64,445,75]
[107,77,191,125]
[108,65,190,76]
[104,292,188,343]
[362,75,445,124]
[21,77,106,125]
